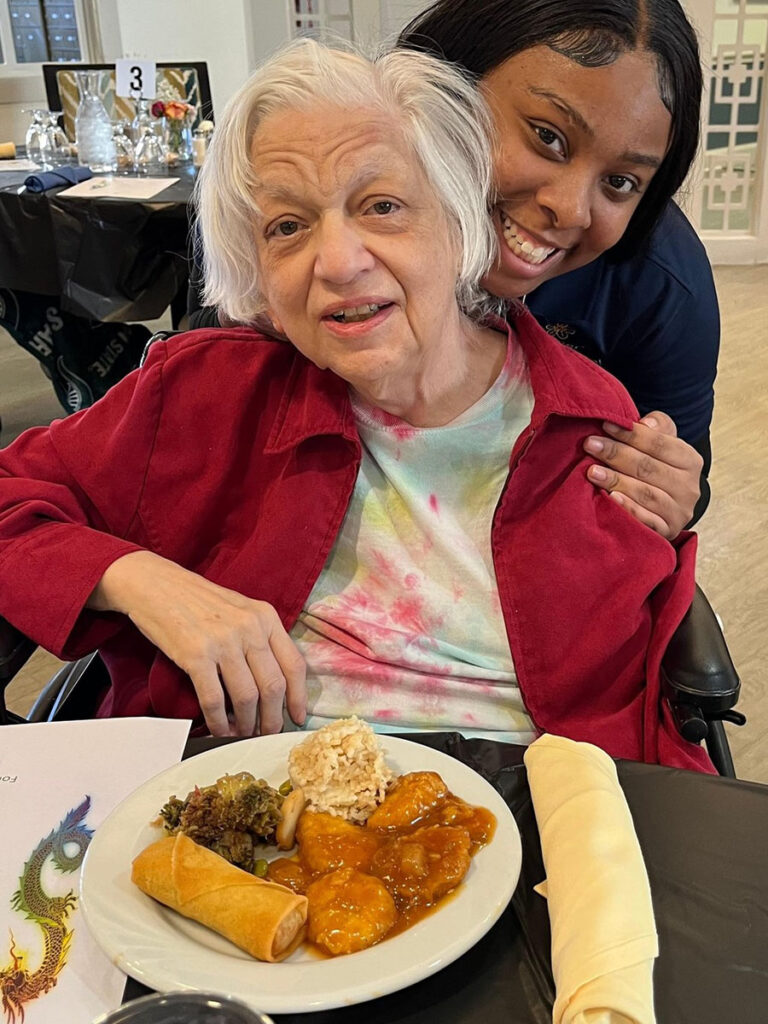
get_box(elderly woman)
[0,42,711,772]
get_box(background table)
[123,734,768,1023]
[0,167,194,323]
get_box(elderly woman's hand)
[583,412,703,540]
[88,551,307,736]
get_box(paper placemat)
[56,176,179,200]
[0,717,191,1022]
[0,159,37,172]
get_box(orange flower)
[165,100,191,120]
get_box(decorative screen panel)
[288,0,354,42]
[701,0,768,233]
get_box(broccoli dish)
[157,770,285,873]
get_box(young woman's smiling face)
[480,46,672,299]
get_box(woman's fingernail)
[642,416,659,429]
[590,466,608,481]
[603,422,621,434]
[585,437,604,454]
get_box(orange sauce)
[267,773,496,957]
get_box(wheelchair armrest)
[140,330,182,367]
[661,584,740,717]
[0,616,36,685]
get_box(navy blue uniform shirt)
[526,202,717,523]
[526,202,719,451]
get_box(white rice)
[288,717,393,823]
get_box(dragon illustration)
[0,797,93,1024]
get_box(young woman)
[400,0,716,537]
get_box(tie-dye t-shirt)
[290,329,537,743]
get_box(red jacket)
[0,312,712,772]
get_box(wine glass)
[43,111,72,167]
[131,96,153,145]
[24,108,52,168]
[134,121,168,175]
[112,120,136,174]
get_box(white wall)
[115,0,289,120]
[0,78,48,145]
[378,0,432,42]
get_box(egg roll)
[131,833,308,961]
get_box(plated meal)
[131,718,498,961]
[80,724,522,1013]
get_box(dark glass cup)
[92,991,274,1024]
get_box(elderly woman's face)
[480,47,671,298]
[251,104,462,396]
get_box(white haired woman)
[0,42,712,772]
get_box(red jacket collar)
[507,308,638,430]
[263,307,638,452]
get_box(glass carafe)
[74,70,117,173]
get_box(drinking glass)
[43,111,72,167]
[134,122,167,175]
[112,120,136,173]
[92,991,274,1023]
[24,108,52,168]
[131,96,153,145]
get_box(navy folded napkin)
[24,165,93,193]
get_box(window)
[1,0,81,67]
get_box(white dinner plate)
[80,732,522,1014]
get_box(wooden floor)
[693,265,768,782]
[2,268,767,780]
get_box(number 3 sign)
[115,59,157,100]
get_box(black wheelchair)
[0,584,745,776]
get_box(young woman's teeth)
[331,303,382,323]
[500,215,556,265]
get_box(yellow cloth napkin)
[524,734,658,1024]
[0,141,17,159]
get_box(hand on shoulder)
[583,411,703,540]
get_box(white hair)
[195,39,498,324]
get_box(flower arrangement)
[151,98,196,161]
[150,99,194,121]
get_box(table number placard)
[116,59,157,100]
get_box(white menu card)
[0,717,191,1022]
[56,177,179,200]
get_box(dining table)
[118,732,768,1024]
[0,162,193,323]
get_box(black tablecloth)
[124,734,768,1023]
[0,168,193,322]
